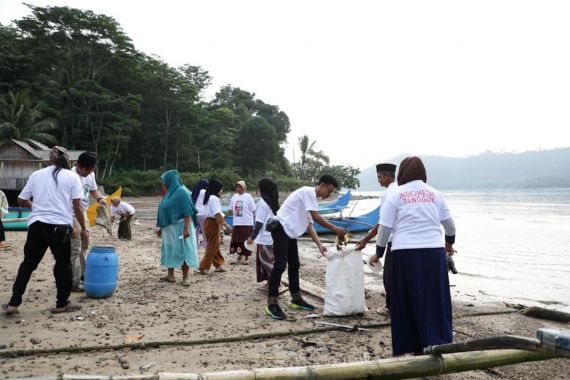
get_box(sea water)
[349,188,570,312]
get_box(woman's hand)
[318,243,328,256]
[246,237,253,245]
[368,254,380,267]
[156,229,162,238]
[183,228,190,239]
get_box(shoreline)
[0,196,569,379]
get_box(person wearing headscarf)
[196,179,232,274]
[3,146,86,314]
[246,178,287,293]
[192,179,209,249]
[226,180,256,264]
[376,156,456,356]
[156,170,199,286]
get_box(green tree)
[0,90,57,144]
[235,117,279,175]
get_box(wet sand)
[0,196,569,379]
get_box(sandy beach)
[1,196,569,379]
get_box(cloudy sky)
[1,0,569,170]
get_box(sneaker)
[265,304,286,320]
[289,298,315,311]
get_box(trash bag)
[95,204,112,235]
[323,248,367,316]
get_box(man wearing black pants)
[265,174,347,320]
[2,146,87,315]
[355,163,397,311]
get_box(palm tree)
[297,135,330,179]
[0,90,58,144]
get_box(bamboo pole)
[182,349,554,379]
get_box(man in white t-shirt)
[3,146,87,315]
[111,197,135,240]
[70,152,107,292]
[355,162,397,311]
[264,174,347,320]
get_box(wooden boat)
[312,205,380,234]
[1,208,31,231]
[1,187,123,230]
[225,190,352,226]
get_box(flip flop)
[0,244,10,249]
[193,268,208,275]
[50,303,82,314]
[214,267,227,273]
[159,276,175,283]
[1,304,19,315]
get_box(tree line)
[0,4,359,192]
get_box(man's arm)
[17,198,33,209]
[355,223,379,250]
[307,223,327,256]
[73,198,89,247]
[309,210,346,237]
[89,189,107,205]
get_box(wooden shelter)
[0,139,83,191]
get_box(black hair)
[204,179,224,205]
[77,151,98,169]
[258,177,279,214]
[318,174,339,189]
[52,151,70,185]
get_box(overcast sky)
[1,0,569,170]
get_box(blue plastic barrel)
[84,246,118,298]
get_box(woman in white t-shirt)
[376,156,456,356]
[226,181,256,264]
[192,179,209,248]
[197,179,232,274]
[246,178,287,293]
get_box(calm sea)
[349,188,570,312]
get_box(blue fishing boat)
[311,205,380,234]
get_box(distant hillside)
[357,148,570,190]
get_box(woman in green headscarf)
[156,170,198,286]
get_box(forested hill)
[357,148,570,190]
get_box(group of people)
[2,148,456,358]
[155,171,347,320]
[1,148,136,314]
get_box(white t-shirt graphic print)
[229,193,255,226]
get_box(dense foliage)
[0,5,360,193]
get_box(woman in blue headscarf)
[156,170,199,286]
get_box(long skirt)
[229,225,253,257]
[389,247,452,356]
[200,218,225,270]
[160,220,198,269]
[256,244,275,282]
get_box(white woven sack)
[323,248,367,316]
